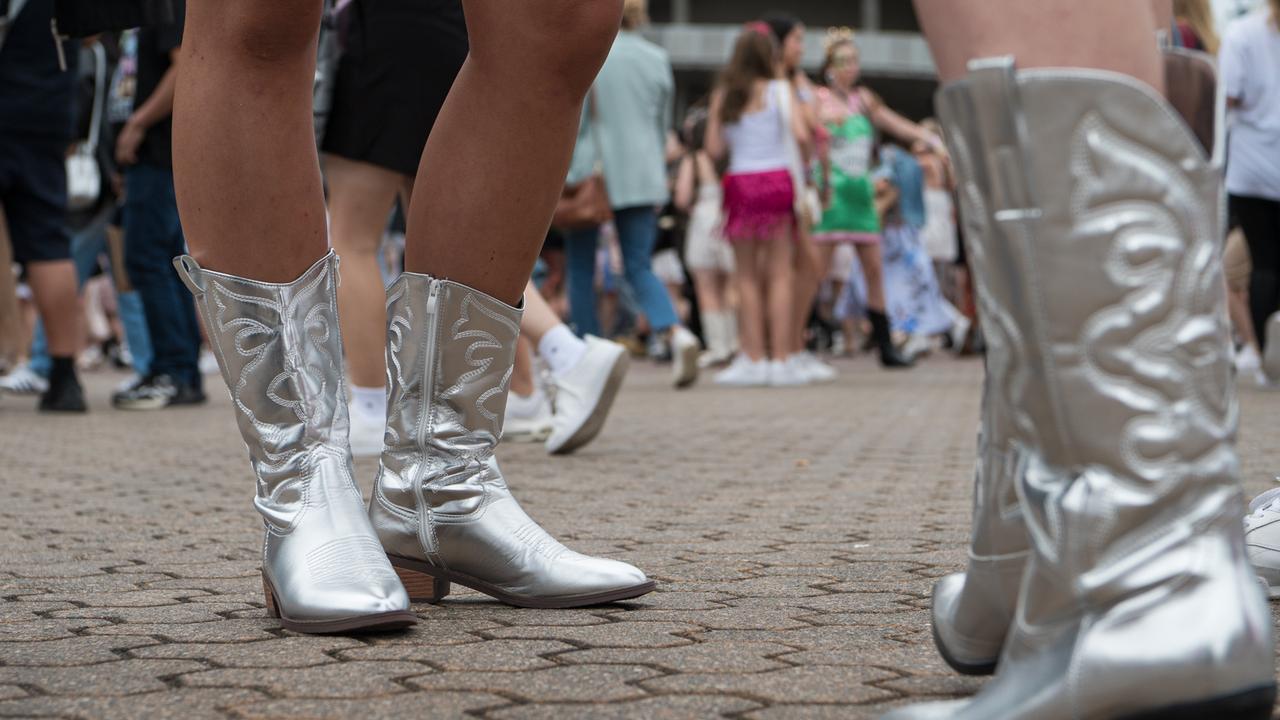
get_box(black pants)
[1233,195,1280,351]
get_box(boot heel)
[392,564,451,603]
[261,575,281,619]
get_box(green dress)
[813,88,881,243]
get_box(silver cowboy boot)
[175,252,414,633]
[930,375,1027,675]
[369,273,655,608]
[885,58,1274,720]
[929,45,1226,680]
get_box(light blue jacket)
[566,31,674,210]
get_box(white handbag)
[774,80,823,224]
[67,41,107,211]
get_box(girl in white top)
[705,22,811,387]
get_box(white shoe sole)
[505,423,554,443]
[547,350,629,456]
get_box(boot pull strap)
[963,56,1039,218]
[173,255,206,295]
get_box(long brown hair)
[1174,0,1220,54]
[717,28,777,124]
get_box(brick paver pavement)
[2,358,1279,719]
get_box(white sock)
[506,386,545,419]
[537,324,587,377]
[350,385,386,422]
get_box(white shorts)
[684,194,734,273]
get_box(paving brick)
[0,659,207,696]
[181,661,430,697]
[4,363,1279,717]
[405,664,661,702]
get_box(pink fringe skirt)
[722,169,795,242]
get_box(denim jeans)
[123,163,201,388]
[29,218,153,378]
[563,205,677,338]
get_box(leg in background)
[1237,196,1280,352]
[763,228,795,362]
[563,226,603,337]
[402,0,623,305]
[325,154,410,390]
[732,243,767,362]
[615,206,679,336]
[122,164,203,391]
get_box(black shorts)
[321,0,468,177]
[0,135,72,265]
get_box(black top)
[0,0,80,141]
[133,0,183,169]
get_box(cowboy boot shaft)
[895,61,1273,719]
[174,252,412,630]
[372,273,653,606]
[176,253,356,527]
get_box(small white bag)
[774,80,822,225]
[67,41,107,211]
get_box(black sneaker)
[39,374,88,413]
[112,374,207,410]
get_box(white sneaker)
[1245,486,1280,599]
[949,314,972,353]
[348,402,385,458]
[1237,344,1262,373]
[670,326,700,389]
[792,351,837,383]
[0,363,49,395]
[504,391,554,444]
[714,354,768,387]
[546,336,629,455]
[199,349,220,376]
[767,358,809,387]
[114,372,144,394]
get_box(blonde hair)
[621,0,648,29]
[1174,0,1220,54]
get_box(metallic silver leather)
[886,59,1273,719]
[930,374,1027,671]
[174,252,410,623]
[934,44,1229,677]
[370,273,650,602]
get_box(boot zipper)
[414,278,442,559]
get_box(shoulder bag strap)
[84,40,107,151]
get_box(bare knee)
[467,0,623,97]
[193,0,322,65]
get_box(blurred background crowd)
[0,0,1276,415]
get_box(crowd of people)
[3,0,1280,715]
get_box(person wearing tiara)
[811,27,943,368]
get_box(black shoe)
[112,374,207,410]
[868,309,914,370]
[39,375,88,413]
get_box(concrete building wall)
[639,0,939,127]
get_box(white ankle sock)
[350,385,386,422]
[537,325,587,377]
[506,386,545,419]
